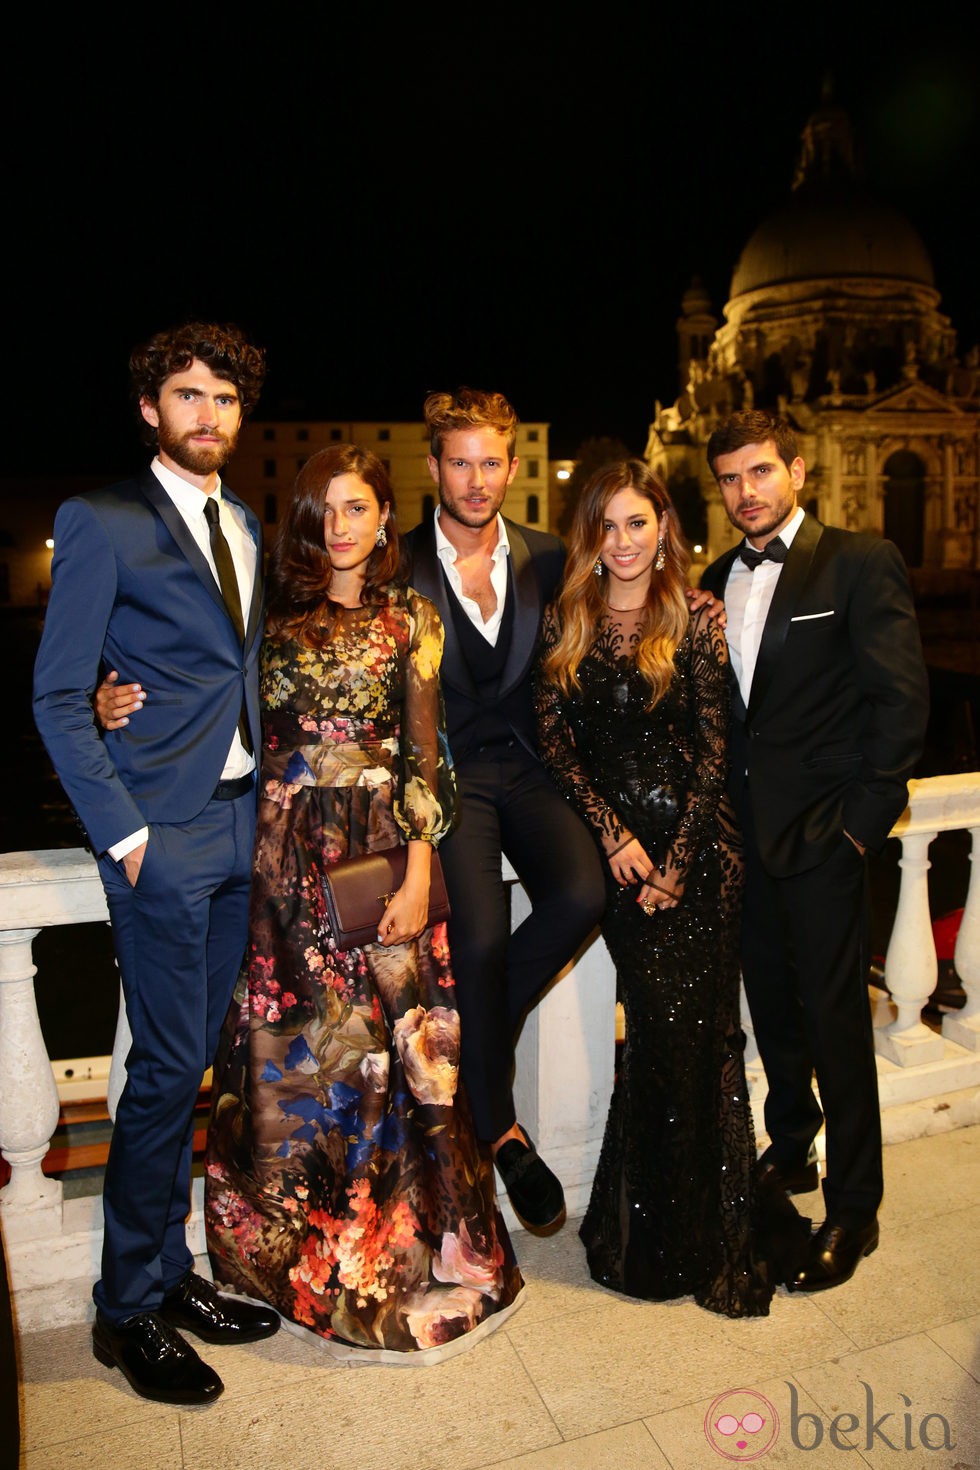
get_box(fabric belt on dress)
[212,772,256,801]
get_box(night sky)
[6,11,979,477]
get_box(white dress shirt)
[434,506,511,644]
[723,506,805,709]
[108,460,257,861]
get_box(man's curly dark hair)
[129,321,267,444]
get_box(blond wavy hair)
[423,387,519,460]
[542,460,690,707]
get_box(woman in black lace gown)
[534,459,772,1317]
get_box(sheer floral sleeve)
[395,590,457,845]
[533,605,634,858]
[659,604,731,889]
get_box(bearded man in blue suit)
[33,323,279,1405]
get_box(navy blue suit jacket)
[33,466,263,856]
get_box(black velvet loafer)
[787,1217,880,1292]
[92,1309,223,1405]
[495,1127,566,1234]
[160,1272,280,1344]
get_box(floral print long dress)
[205,587,524,1362]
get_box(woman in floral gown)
[534,459,774,1317]
[204,445,524,1362]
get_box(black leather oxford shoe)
[160,1272,280,1344]
[92,1309,224,1405]
[495,1127,566,1234]
[754,1146,820,1196]
[787,1217,880,1292]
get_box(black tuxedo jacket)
[34,467,263,855]
[402,515,565,759]
[701,514,929,877]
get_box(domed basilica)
[646,94,980,576]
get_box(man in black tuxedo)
[402,388,606,1232]
[700,410,929,1292]
[34,324,279,1404]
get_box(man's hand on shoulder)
[686,587,727,628]
[95,670,145,730]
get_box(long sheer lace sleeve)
[533,605,634,857]
[395,590,457,844]
[659,605,731,889]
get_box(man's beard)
[157,423,238,476]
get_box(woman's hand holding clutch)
[376,840,432,946]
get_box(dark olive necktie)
[203,496,252,753]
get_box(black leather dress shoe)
[787,1217,879,1292]
[160,1272,280,1344]
[92,1310,223,1405]
[754,1147,820,1196]
[495,1127,566,1234]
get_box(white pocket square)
[791,611,835,622]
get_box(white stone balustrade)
[4,771,980,1329]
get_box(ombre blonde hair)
[542,460,690,707]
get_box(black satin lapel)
[138,470,228,619]
[406,527,476,697]
[499,523,540,694]
[746,516,824,721]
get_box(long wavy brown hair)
[266,445,403,648]
[542,459,690,707]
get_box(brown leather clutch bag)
[323,844,451,949]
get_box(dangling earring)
[654,535,666,572]
[593,558,604,577]
[376,523,388,548]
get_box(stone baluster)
[876,827,944,1065]
[944,823,980,1050]
[0,925,63,1228]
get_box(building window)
[296,428,309,442]
[378,428,390,442]
[263,428,275,441]
[264,495,278,524]
[526,494,540,524]
[527,429,539,442]
[527,460,539,478]
[263,459,276,478]
[330,428,343,441]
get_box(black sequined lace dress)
[535,606,772,1316]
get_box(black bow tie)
[739,537,788,569]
